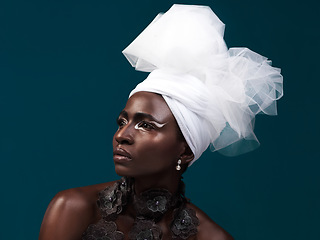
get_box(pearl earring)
[176,159,182,171]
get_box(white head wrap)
[122,4,283,166]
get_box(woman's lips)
[113,148,132,163]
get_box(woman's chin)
[114,164,132,177]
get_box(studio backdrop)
[0,0,319,239]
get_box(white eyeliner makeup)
[134,121,167,129]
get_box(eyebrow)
[118,110,163,123]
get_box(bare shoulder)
[187,203,234,240]
[39,180,117,240]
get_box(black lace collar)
[82,177,199,240]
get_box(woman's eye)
[117,118,127,128]
[136,121,155,130]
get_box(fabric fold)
[123,4,283,166]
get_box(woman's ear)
[180,142,194,165]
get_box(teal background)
[0,0,319,239]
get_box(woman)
[39,4,283,240]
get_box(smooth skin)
[39,92,233,240]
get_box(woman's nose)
[114,124,134,145]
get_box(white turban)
[123,4,283,166]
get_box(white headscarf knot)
[123,4,283,166]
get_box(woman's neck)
[132,171,182,195]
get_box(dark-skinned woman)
[39,4,283,240]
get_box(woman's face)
[113,91,185,178]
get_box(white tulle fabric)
[123,4,283,166]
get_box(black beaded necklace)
[82,177,199,240]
